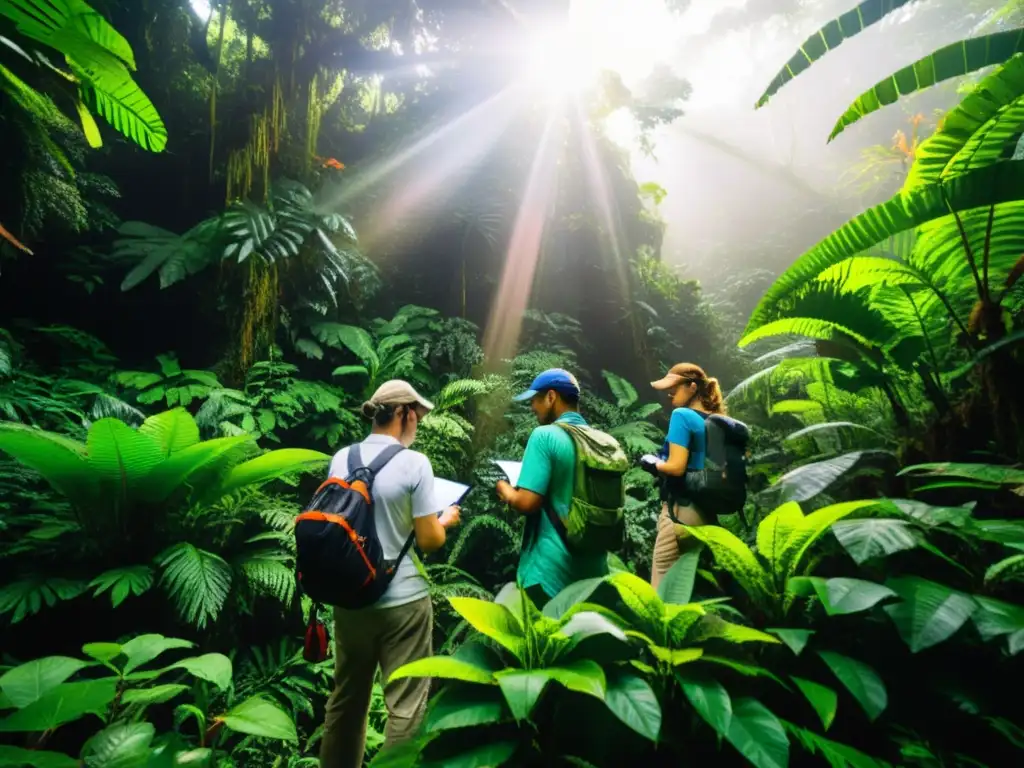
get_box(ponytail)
[700,377,727,415]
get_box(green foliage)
[0,408,326,627]
[0,0,167,151]
[0,633,296,764]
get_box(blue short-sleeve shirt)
[658,407,707,470]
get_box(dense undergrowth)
[2,1,1024,767]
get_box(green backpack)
[547,423,629,554]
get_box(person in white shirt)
[319,380,461,768]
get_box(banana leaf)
[830,29,1024,141]
[745,161,1024,334]
[906,55,1024,190]
[755,0,919,108]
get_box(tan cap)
[368,380,434,411]
[651,373,686,391]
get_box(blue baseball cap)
[513,368,581,402]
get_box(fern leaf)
[0,575,88,623]
[156,542,232,629]
[88,564,154,608]
[685,525,773,606]
[241,556,296,605]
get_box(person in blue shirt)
[495,368,608,608]
[640,362,727,589]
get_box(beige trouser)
[650,502,710,591]
[319,596,432,768]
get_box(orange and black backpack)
[295,444,413,659]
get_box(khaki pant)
[650,502,709,591]
[319,596,432,768]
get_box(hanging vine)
[226,78,287,204]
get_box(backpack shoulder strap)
[367,443,406,475]
[347,443,363,476]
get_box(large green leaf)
[80,722,156,768]
[389,656,497,686]
[0,422,95,502]
[138,408,200,456]
[679,674,732,736]
[543,576,607,619]
[907,55,1024,190]
[744,161,1024,333]
[217,696,297,742]
[682,526,770,606]
[656,544,703,605]
[86,418,164,497]
[725,698,789,768]
[791,677,838,731]
[757,502,804,575]
[0,657,88,709]
[971,596,1024,642]
[770,452,867,504]
[755,0,918,108]
[603,669,661,741]
[142,435,252,503]
[80,78,166,152]
[0,679,117,732]
[831,518,923,564]
[830,29,1024,141]
[119,634,195,675]
[447,597,525,660]
[778,501,877,579]
[493,669,548,721]
[424,686,507,732]
[804,577,897,616]
[212,448,329,499]
[817,651,887,721]
[0,0,166,152]
[883,577,977,652]
[0,745,78,767]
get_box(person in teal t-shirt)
[495,368,609,607]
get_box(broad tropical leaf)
[212,448,329,499]
[830,29,1024,141]
[603,670,661,741]
[0,679,117,732]
[0,657,88,709]
[744,161,1024,333]
[791,677,838,731]
[725,697,789,768]
[0,422,95,501]
[755,0,918,108]
[882,576,978,652]
[906,55,1024,190]
[217,695,298,742]
[817,651,887,721]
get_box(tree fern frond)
[156,542,232,629]
[241,556,296,605]
[447,514,519,566]
[0,575,88,624]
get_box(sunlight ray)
[575,98,632,311]
[322,86,519,215]
[482,112,562,367]
[356,89,524,253]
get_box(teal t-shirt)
[516,412,610,599]
[659,407,707,470]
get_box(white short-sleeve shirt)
[326,434,439,608]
